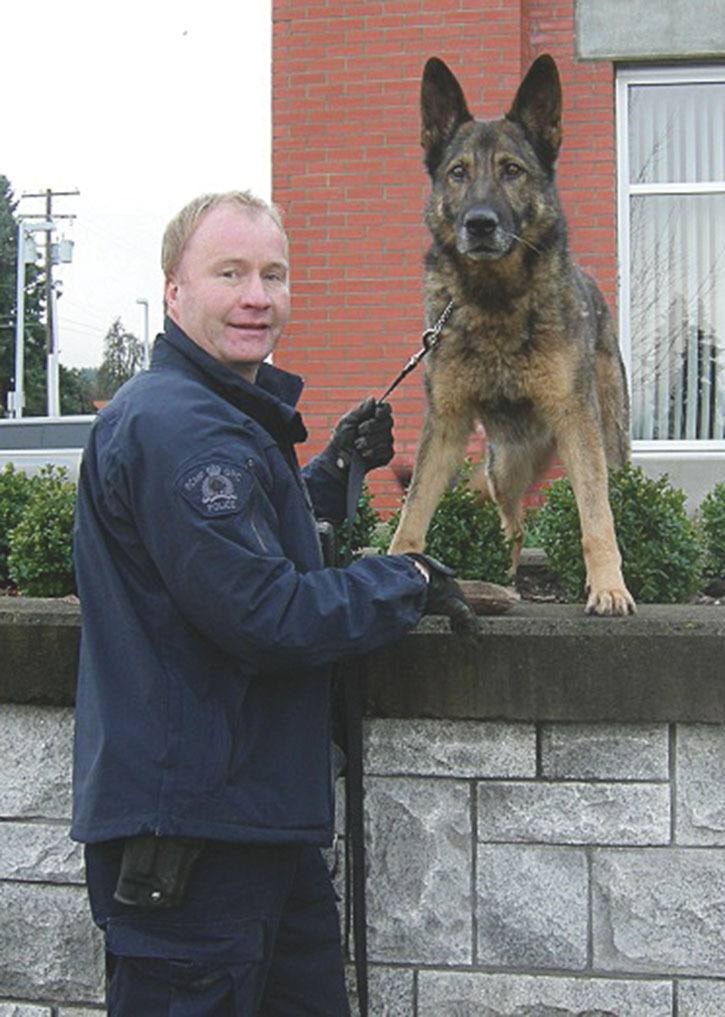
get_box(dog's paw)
[388,536,425,555]
[585,586,636,616]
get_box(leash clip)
[421,300,455,351]
[378,300,455,403]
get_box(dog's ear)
[506,54,562,170]
[421,57,473,175]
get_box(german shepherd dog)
[388,55,635,615]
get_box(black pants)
[85,839,350,1016]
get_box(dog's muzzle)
[458,205,511,259]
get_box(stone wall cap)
[0,600,722,720]
[420,601,725,635]
[0,597,80,626]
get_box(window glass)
[628,81,725,185]
[630,193,725,439]
[621,70,725,445]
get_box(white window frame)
[616,63,725,460]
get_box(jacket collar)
[153,318,308,446]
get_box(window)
[616,66,725,451]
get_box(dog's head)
[421,55,563,262]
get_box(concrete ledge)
[1,600,723,722]
[575,0,725,61]
[0,600,80,707]
[365,604,725,724]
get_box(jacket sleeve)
[301,447,348,523]
[118,437,426,672]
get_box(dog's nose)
[463,207,500,238]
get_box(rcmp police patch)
[177,461,252,517]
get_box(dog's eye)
[448,164,467,182]
[503,162,524,179]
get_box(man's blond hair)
[161,191,287,279]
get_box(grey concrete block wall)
[358,715,725,1016]
[5,711,725,1016]
[1,604,724,1015]
[0,706,105,1014]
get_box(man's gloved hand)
[405,552,480,642]
[329,397,394,474]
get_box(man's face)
[165,203,290,382]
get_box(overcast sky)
[4,0,271,370]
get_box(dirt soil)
[515,562,724,607]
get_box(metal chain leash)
[378,300,455,403]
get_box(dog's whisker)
[507,231,542,255]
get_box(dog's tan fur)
[388,55,635,615]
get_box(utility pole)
[9,219,53,418]
[19,189,79,417]
[44,190,55,415]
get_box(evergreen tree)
[59,364,96,414]
[96,318,143,398]
[0,175,47,416]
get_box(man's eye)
[220,269,237,279]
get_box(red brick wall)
[272,0,616,513]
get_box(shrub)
[0,463,36,586]
[698,481,725,581]
[536,463,703,604]
[379,462,512,583]
[522,506,543,548]
[7,465,77,597]
[334,484,381,565]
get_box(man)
[72,191,474,1016]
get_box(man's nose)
[239,273,271,306]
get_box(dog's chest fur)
[426,276,563,412]
[422,229,594,426]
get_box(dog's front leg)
[554,409,636,616]
[389,406,472,554]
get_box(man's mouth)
[228,322,270,334]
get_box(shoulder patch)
[176,461,253,517]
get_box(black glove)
[328,397,394,474]
[406,553,480,642]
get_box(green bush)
[698,482,725,580]
[536,463,703,604]
[0,463,36,585]
[334,484,381,565]
[380,462,512,583]
[522,506,543,548]
[7,465,77,597]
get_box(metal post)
[136,298,150,369]
[44,190,55,417]
[47,281,62,417]
[10,223,27,419]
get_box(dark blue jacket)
[71,321,426,846]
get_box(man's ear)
[164,276,179,313]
